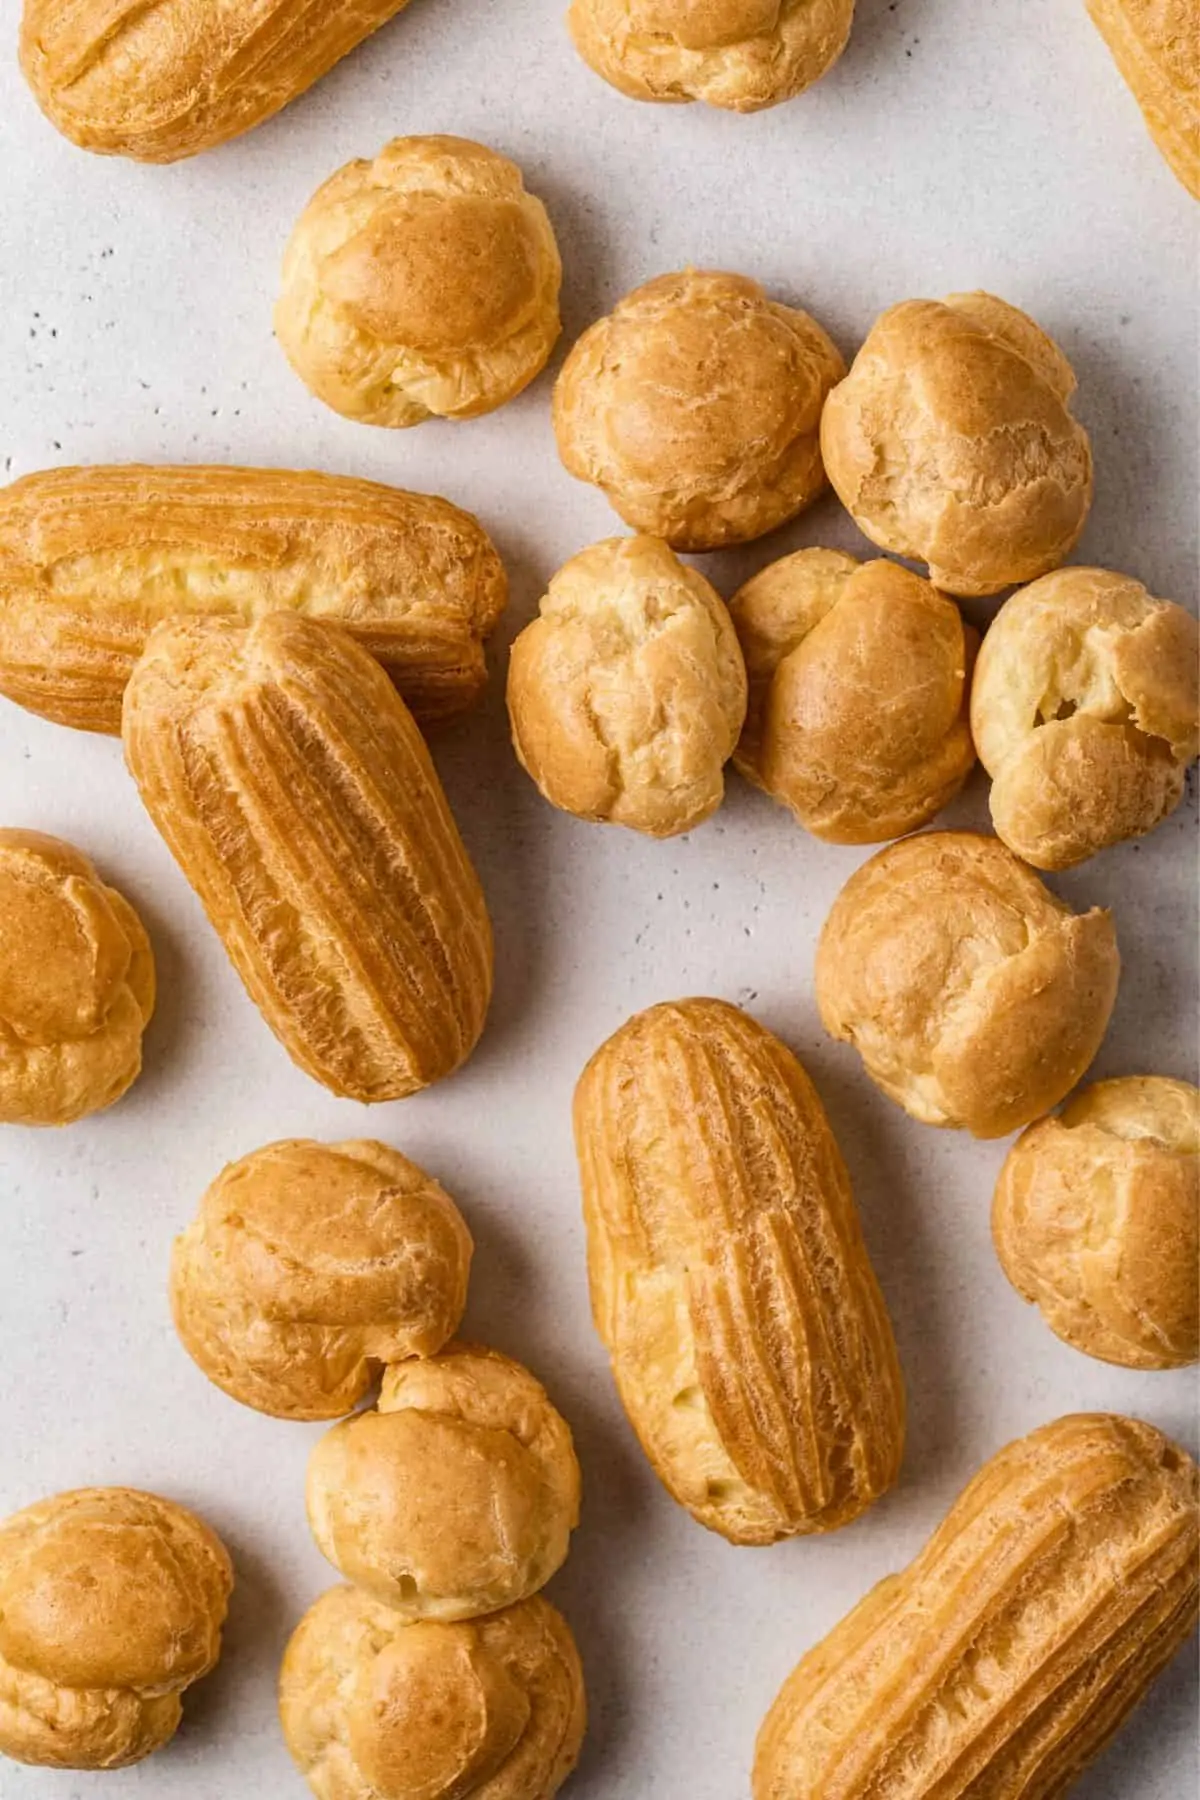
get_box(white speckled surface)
[0,0,1196,1794]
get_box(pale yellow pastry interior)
[553,269,845,550]
[170,1137,474,1419]
[815,830,1120,1137]
[0,1487,232,1770]
[507,534,747,837]
[0,828,155,1127]
[993,1076,1199,1368]
[730,548,977,841]
[276,135,562,427]
[971,565,1199,869]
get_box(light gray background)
[0,1,1196,1795]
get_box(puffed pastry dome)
[970,566,1199,869]
[553,269,845,550]
[507,534,747,837]
[820,292,1093,596]
[0,829,155,1126]
[567,0,855,113]
[730,549,976,842]
[280,1587,586,1800]
[0,1488,231,1770]
[276,136,562,427]
[993,1076,1199,1369]
[170,1137,473,1420]
[816,831,1120,1138]
[306,1344,581,1621]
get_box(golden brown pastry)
[970,566,1199,870]
[306,1345,581,1620]
[730,549,977,842]
[280,1587,586,1800]
[1086,0,1200,198]
[553,270,845,550]
[574,998,905,1545]
[0,465,507,733]
[993,1077,1199,1369]
[0,1487,232,1770]
[567,0,855,112]
[820,293,1093,596]
[0,829,155,1127]
[276,136,562,428]
[122,612,492,1102]
[507,535,747,837]
[170,1138,474,1419]
[19,0,414,162]
[753,1413,1199,1800]
[815,831,1120,1138]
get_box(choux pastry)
[553,270,845,550]
[730,549,977,842]
[0,829,155,1127]
[276,136,562,427]
[19,0,414,162]
[507,535,747,837]
[0,464,508,733]
[0,1487,232,1769]
[993,1076,1199,1369]
[170,1138,474,1419]
[567,0,855,113]
[306,1345,581,1621]
[753,1414,1199,1800]
[815,831,1120,1138]
[280,1587,586,1800]
[574,998,905,1544]
[970,566,1199,869]
[122,612,493,1102]
[820,293,1093,596]
[1086,0,1200,198]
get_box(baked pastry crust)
[1087,0,1200,197]
[553,270,845,550]
[306,1344,581,1621]
[0,829,154,1126]
[993,1076,1199,1369]
[567,0,855,112]
[171,1137,474,1419]
[820,293,1093,596]
[730,549,976,841]
[970,566,1199,869]
[815,831,1120,1137]
[280,1587,586,1800]
[276,136,562,428]
[507,535,747,837]
[0,1487,232,1770]
[122,612,493,1101]
[754,1414,1199,1800]
[19,0,414,162]
[573,998,905,1544]
[0,464,507,733]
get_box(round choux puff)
[0,829,155,1126]
[553,269,845,550]
[970,567,1199,869]
[507,535,747,836]
[276,136,562,427]
[0,1487,231,1770]
[280,1586,586,1800]
[815,831,1120,1138]
[993,1076,1199,1369]
[567,0,856,113]
[305,1344,581,1622]
[729,549,977,841]
[170,1138,473,1420]
[819,293,1093,596]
